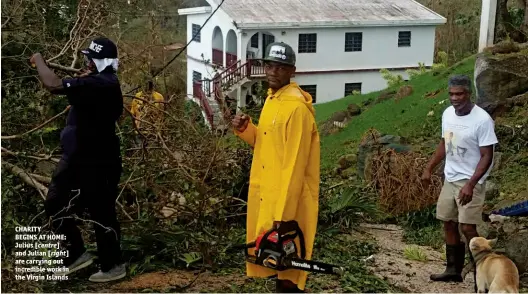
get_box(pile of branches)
[1,0,253,278]
[359,130,442,215]
[368,149,442,215]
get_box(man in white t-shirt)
[422,75,498,283]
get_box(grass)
[313,56,476,171]
[403,245,428,262]
[402,224,445,250]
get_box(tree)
[495,0,528,43]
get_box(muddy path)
[361,223,475,293]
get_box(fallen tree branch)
[123,94,169,104]
[1,147,60,163]
[29,173,52,184]
[1,106,70,140]
[48,62,82,74]
[2,162,48,199]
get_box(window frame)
[398,31,411,47]
[300,84,317,103]
[192,24,201,43]
[192,71,202,82]
[298,33,317,53]
[344,82,362,96]
[344,32,363,52]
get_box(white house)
[178,0,446,128]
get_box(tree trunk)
[522,0,528,38]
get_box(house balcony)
[212,48,238,68]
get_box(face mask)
[83,55,93,70]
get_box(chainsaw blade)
[284,257,345,275]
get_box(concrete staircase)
[192,59,265,131]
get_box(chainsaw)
[239,221,344,275]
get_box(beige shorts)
[436,179,486,225]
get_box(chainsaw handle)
[276,221,306,259]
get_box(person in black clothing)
[30,37,125,282]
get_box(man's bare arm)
[467,145,494,187]
[425,138,446,173]
[32,54,64,94]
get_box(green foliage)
[508,7,526,28]
[322,186,380,229]
[309,234,393,293]
[183,99,207,128]
[407,51,449,80]
[406,62,428,80]
[179,252,203,268]
[229,233,394,293]
[404,245,428,262]
[380,68,405,88]
[433,51,449,70]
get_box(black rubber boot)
[430,243,465,282]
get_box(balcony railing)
[193,81,214,128]
[193,58,266,129]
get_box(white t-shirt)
[441,105,498,184]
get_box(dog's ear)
[488,238,498,247]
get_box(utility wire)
[126,0,226,94]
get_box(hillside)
[315,57,475,169]
[312,54,527,291]
[314,56,527,209]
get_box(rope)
[467,243,478,293]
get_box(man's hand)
[421,169,432,185]
[232,113,250,132]
[75,69,92,77]
[458,182,474,206]
[273,221,281,229]
[29,53,43,67]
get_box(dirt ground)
[361,223,475,293]
[107,270,247,293]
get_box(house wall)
[292,70,409,104]
[182,8,437,103]
[186,57,216,98]
[183,7,241,97]
[239,26,437,71]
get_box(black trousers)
[45,155,123,272]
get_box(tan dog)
[469,237,520,293]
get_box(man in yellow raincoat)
[232,42,320,292]
[130,80,165,130]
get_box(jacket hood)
[268,82,316,116]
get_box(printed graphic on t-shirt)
[445,130,468,159]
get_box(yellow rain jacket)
[130,90,164,129]
[235,82,320,290]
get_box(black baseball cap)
[81,37,118,59]
[263,42,296,66]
